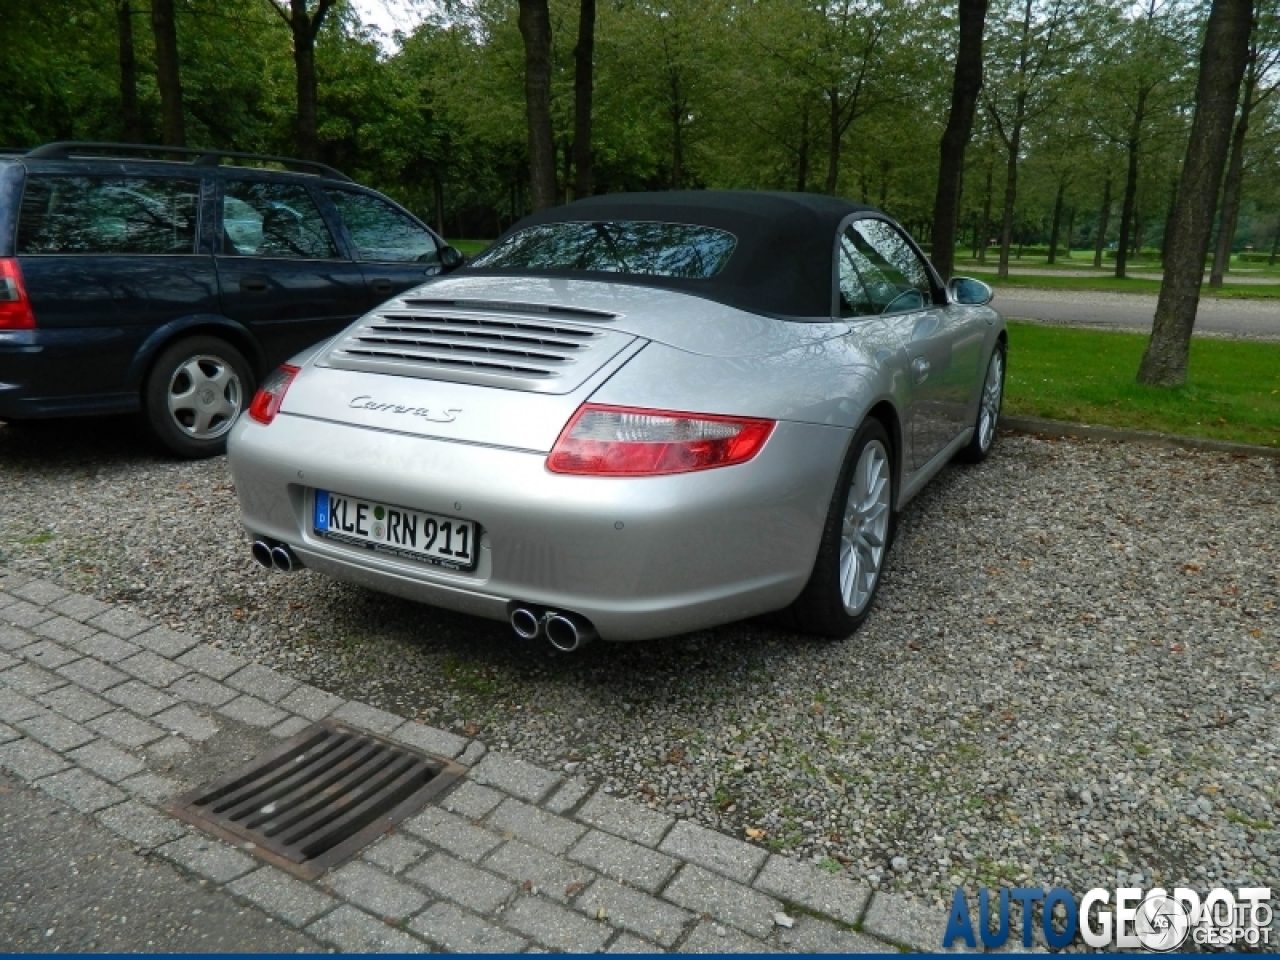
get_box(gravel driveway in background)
[0,417,1276,919]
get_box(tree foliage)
[4,0,1278,255]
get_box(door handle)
[240,275,269,293]
[911,356,931,384]
[370,278,393,295]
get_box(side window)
[838,231,876,318]
[847,220,933,314]
[17,176,199,255]
[326,190,438,264]
[220,181,338,259]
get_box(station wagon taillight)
[248,364,300,425]
[547,403,775,476]
[0,259,35,330]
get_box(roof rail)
[23,142,352,182]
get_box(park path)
[992,286,1280,338]
[979,264,1280,285]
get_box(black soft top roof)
[463,190,880,318]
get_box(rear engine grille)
[322,308,635,392]
[166,719,464,879]
[345,314,600,376]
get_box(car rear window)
[17,176,200,255]
[468,220,737,279]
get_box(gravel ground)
[1,416,1277,921]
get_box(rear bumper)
[0,329,139,419]
[227,412,849,641]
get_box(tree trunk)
[1271,222,1280,265]
[1137,0,1253,386]
[116,0,141,142]
[825,90,842,195]
[994,0,1032,279]
[433,173,445,236]
[291,10,318,160]
[930,0,990,281]
[669,67,684,190]
[1209,63,1256,286]
[796,104,810,192]
[1094,175,1112,268]
[563,139,573,203]
[1116,88,1148,278]
[572,0,596,199]
[977,163,993,263]
[996,119,1021,279]
[150,0,185,147]
[518,0,557,211]
[1065,206,1075,258]
[271,1,335,162]
[1047,177,1065,264]
[1160,179,1177,259]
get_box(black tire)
[144,335,254,459]
[789,418,895,638]
[957,341,1006,464]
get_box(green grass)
[965,269,1280,300]
[1005,321,1280,448]
[447,238,491,256]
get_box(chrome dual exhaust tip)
[510,606,542,640]
[508,605,598,652]
[251,540,274,569]
[251,539,299,573]
[544,612,597,652]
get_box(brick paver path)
[0,567,960,953]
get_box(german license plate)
[313,490,477,570]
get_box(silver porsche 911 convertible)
[228,191,1005,650]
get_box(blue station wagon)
[0,142,462,456]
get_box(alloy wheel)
[839,438,891,615]
[167,355,243,439]
[978,350,1004,452]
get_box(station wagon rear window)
[17,176,199,255]
[469,221,737,279]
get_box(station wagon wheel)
[144,335,254,459]
[790,418,895,637]
[958,341,1006,464]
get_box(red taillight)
[247,364,300,425]
[0,259,36,330]
[547,403,775,476]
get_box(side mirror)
[948,276,994,306]
[440,245,465,270]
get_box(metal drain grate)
[166,719,465,879]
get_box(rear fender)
[125,314,265,390]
